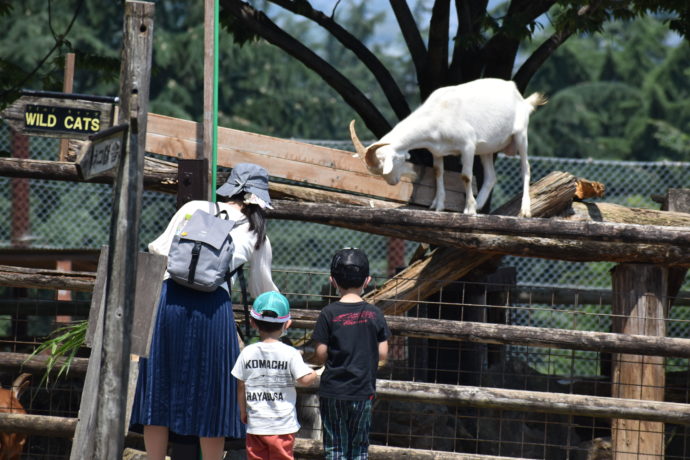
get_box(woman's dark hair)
[226,193,267,249]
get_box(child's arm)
[313,342,328,366]
[296,369,317,387]
[237,380,247,424]
[378,340,389,367]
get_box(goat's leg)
[515,131,532,217]
[461,147,477,215]
[430,155,446,211]
[474,153,496,212]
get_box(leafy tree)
[219,0,690,140]
[526,15,690,161]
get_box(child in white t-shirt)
[232,291,317,460]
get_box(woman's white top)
[148,200,278,297]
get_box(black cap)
[330,248,369,288]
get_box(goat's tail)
[526,92,548,110]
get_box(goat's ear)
[364,143,387,171]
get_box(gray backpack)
[167,203,244,292]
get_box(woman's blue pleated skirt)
[130,279,245,438]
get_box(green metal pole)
[211,0,219,201]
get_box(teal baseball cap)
[250,291,291,323]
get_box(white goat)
[350,78,546,217]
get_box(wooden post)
[203,0,215,197]
[59,52,76,161]
[69,3,154,460]
[94,3,154,457]
[611,264,668,459]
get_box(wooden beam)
[0,413,529,460]
[3,378,690,431]
[363,171,580,315]
[269,201,690,247]
[0,157,407,207]
[144,112,467,211]
[267,199,690,265]
[0,264,96,291]
[287,309,690,359]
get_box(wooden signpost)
[0,90,117,139]
[75,124,129,180]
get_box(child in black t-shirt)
[312,248,391,460]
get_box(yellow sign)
[24,105,101,134]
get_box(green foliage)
[527,15,690,161]
[26,320,87,388]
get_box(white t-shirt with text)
[231,341,312,435]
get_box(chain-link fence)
[3,128,688,292]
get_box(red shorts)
[246,433,295,460]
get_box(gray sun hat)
[216,163,272,208]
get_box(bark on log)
[0,351,89,377]
[564,201,690,226]
[268,201,690,265]
[364,171,581,314]
[375,380,690,425]
[3,378,690,436]
[9,301,690,381]
[0,413,527,460]
[292,439,533,460]
[271,197,690,248]
[287,309,690,359]
[0,265,96,291]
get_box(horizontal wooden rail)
[0,414,528,460]
[3,376,690,430]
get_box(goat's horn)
[349,120,367,160]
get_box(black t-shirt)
[312,300,391,400]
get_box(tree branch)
[513,29,572,92]
[480,0,554,79]
[267,0,410,120]
[513,1,605,91]
[389,0,427,90]
[219,0,392,136]
[448,0,487,83]
[422,0,450,98]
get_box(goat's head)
[349,120,416,185]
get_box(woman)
[130,163,278,460]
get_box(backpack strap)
[226,264,250,341]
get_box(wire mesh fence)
[2,268,690,458]
[2,126,690,458]
[2,127,690,294]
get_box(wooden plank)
[85,248,165,357]
[0,93,115,139]
[611,264,667,459]
[145,112,468,211]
